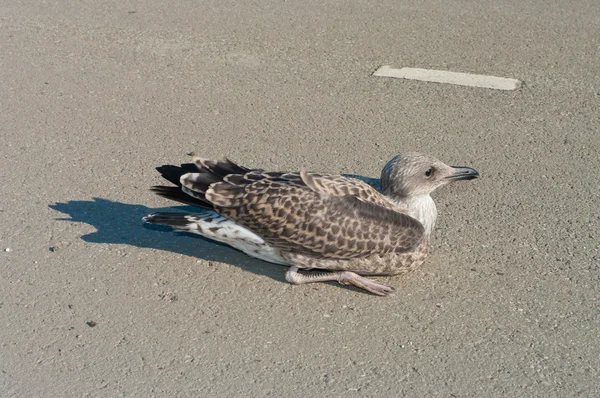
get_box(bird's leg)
[284,266,395,296]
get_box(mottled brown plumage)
[144,153,479,296]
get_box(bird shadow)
[49,198,287,282]
[49,175,383,293]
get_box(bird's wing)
[181,170,424,259]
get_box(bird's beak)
[446,166,479,181]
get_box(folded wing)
[190,168,425,259]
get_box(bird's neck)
[393,194,437,236]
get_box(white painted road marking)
[373,65,522,91]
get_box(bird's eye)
[425,168,433,177]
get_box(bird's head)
[380,152,479,198]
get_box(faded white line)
[373,65,521,91]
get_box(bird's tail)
[143,211,238,239]
[142,212,199,230]
[142,211,286,265]
[143,211,237,237]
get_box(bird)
[143,153,479,296]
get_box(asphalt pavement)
[1,0,599,396]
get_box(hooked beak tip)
[446,166,479,181]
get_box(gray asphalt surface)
[1,0,599,396]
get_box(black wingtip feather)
[181,172,221,194]
[198,158,252,177]
[151,186,213,209]
[151,158,253,209]
[220,158,252,175]
[156,163,198,187]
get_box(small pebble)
[5,248,11,252]
[86,321,97,327]
[186,151,196,156]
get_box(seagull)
[143,153,479,296]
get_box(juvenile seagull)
[143,153,478,296]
